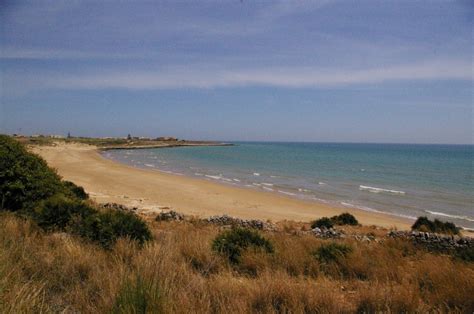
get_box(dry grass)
[1,212,473,313]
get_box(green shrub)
[0,135,152,249]
[332,212,358,226]
[104,210,152,245]
[312,242,352,264]
[73,210,152,249]
[212,228,274,264]
[72,214,115,248]
[63,181,88,200]
[0,135,65,211]
[412,216,459,235]
[311,217,334,229]
[311,213,359,229]
[34,194,96,230]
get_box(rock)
[102,202,133,211]
[311,227,343,239]
[387,230,473,252]
[205,214,274,230]
[156,210,184,222]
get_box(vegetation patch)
[331,212,359,226]
[63,181,89,200]
[412,216,459,235]
[312,242,353,264]
[34,194,96,231]
[0,135,151,249]
[212,228,274,264]
[72,210,152,249]
[311,212,359,229]
[0,135,65,211]
[113,275,164,313]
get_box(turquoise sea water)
[102,142,474,229]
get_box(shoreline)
[99,142,234,151]
[102,149,424,224]
[30,141,416,230]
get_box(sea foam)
[278,190,296,196]
[425,210,474,222]
[359,185,405,195]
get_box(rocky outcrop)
[388,230,473,251]
[311,227,345,239]
[102,202,138,211]
[156,210,185,221]
[206,214,274,230]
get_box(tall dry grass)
[1,212,473,313]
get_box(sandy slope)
[31,142,413,229]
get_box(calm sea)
[102,142,474,229]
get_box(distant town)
[12,133,180,142]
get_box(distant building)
[156,137,178,141]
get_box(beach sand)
[31,142,413,229]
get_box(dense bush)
[0,135,152,249]
[311,213,359,229]
[0,135,65,211]
[73,210,152,249]
[412,216,459,235]
[332,212,358,226]
[63,181,89,200]
[104,210,152,245]
[311,217,334,229]
[212,228,274,264]
[34,194,97,230]
[312,242,352,264]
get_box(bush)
[311,217,334,229]
[73,210,152,249]
[212,228,274,264]
[311,213,359,229]
[104,210,152,245]
[0,135,65,211]
[63,181,88,200]
[0,135,152,249]
[312,242,352,264]
[332,212,358,226]
[412,216,459,235]
[34,194,96,230]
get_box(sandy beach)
[28,142,415,229]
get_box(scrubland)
[1,213,473,313]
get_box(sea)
[102,142,474,230]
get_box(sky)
[0,0,472,144]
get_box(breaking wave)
[359,185,405,195]
[424,210,474,222]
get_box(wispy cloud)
[31,60,470,91]
[0,47,123,60]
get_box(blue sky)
[0,1,472,144]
